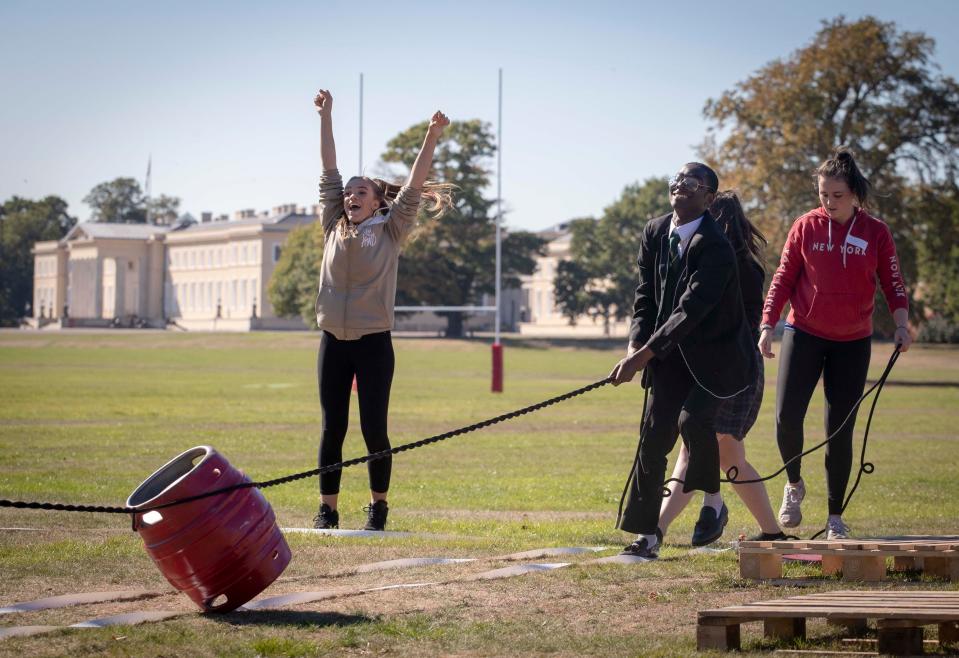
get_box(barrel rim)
[126,446,214,509]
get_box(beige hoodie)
[314,169,422,340]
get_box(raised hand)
[427,111,450,137]
[314,89,333,117]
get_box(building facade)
[517,222,630,337]
[32,213,608,335]
[32,206,317,331]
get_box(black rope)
[0,378,612,517]
[660,346,901,539]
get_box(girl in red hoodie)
[759,148,911,539]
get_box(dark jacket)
[738,256,765,341]
[628,211,755,396]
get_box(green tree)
[267,222,324,328]
[84,177,148,223]
[554,178,670,335]
[701,16,959,329]
[147,194,181,225]
[909,181,959,323]
[381,119,545,337]
[0,196,76,325]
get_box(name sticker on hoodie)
[846,235,868,252]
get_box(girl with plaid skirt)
[658,192,789,545]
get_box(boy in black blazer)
[609,162,756,559]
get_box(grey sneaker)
[778,480,805,528]
[826,517,851,540]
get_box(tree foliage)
[909,182,959,323]
[553,178,671,334]
[381,119,546,337]
[147,194,181,224]
[267,222,324,328]
[0,196,76,325]
[83,177,149,223]
[700,16,959,328]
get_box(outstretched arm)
[406,111,449,189]
[314,89,336,171]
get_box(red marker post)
[491,342,503,393]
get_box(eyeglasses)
[668,175,714,194]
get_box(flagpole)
[144,155,152,224]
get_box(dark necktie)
[658,231,683,326]
[670,231,682,265]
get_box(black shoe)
[620,529,662,559]
[691,503,728,547]
[363,500,389,531]
[312,503,339,529]
[746,531,799,542]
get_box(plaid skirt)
[714,349,764,439]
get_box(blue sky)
[2,1,957,232]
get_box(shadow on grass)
[213,609,374,629]
[869,378,959,388]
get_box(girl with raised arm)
[311,89,453,531]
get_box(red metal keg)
[126,446,291,613]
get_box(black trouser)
[317,330,394,496]
[776,327,871,515]
[618,349,723,535]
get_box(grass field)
[1,330,957,657]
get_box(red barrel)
[126,446,291,613]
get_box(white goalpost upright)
[364,70,506,392]
[491,67,504,392]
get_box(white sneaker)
[826,516,851,540]
[778,480,805,528]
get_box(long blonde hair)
[336,176,456,239]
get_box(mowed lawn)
[0,331,957,657]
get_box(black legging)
[776,327,871,515]
[317,330,394,496]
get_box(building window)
[273,244,282,262]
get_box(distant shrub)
[917,317,959,344]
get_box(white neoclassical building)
[31,206,317,331]
[516,222,630,337]
[32,212,613,335]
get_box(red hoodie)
[762,207,908,341]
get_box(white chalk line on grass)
[246,562,574,610]
[0,625,60,640]
[0,528,46,532]
[283,528,416,538]
[0,590,164,615]
[0,545,673,640]
[0,560,576,639]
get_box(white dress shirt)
[669,214,703,258]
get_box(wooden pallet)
[698,590,959,654]
[739,536,959,582]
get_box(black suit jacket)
[628,211,755,396]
